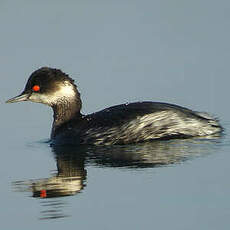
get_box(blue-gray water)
[1,1,230,229]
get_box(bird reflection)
[13,149,87,199]
[12,137,221,219]
[34,149,87,198]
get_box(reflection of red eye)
[32,85,40,92]
[40,189,47,198]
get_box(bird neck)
[51,94,82,138]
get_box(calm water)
[1,1,230,229]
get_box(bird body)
[6,67,223,145]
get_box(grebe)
[6,67,223,145]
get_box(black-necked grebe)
[6,67,223,145]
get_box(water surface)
[1,1,230,229]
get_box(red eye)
[32,85,40,92]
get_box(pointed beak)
[6,92,30,104]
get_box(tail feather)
[195,111,223,134]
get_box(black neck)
[51,96,82,138]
